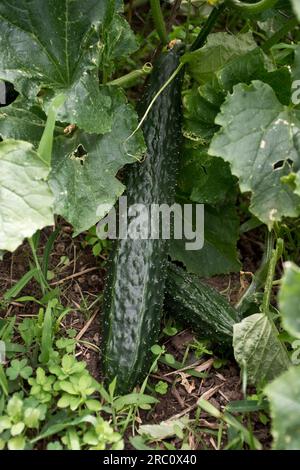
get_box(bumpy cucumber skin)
[102,46,183,393]
[165,262,240,344]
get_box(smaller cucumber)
[165,262,240,344]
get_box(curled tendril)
[226,0,279,15]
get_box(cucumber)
[165,262,240,344]
[102,44,183,393]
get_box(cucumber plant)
[0,0,300,451]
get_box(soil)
[0,221,271,449]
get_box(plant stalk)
[262,238,283,316]
[107,64,153,88]
[38,94,65,166]
[150,0,168,45]
[236,230,274,316]
[260,238,291,365]
[190,3,226,52]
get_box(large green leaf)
[183,86,220,143]
[0,140,54,251]
[184,48,292,145]
[233,313,290,386]
[101,13,138,64]
[44,78,116,135]
[183,32,257,84]
[169,204,240,277]
[265,366,300,450]
[178,146,237,206]
[218,48,291,105]
[50,94,145,235]
[0,1,135,135]
[279,262,300,338]
[198,77,225,108]
[209,81,300,228]
[260,68,292,106]
[291,0,300,21]
[0,0,109,93]
[0,92,145,236]
[217,48,267,91]
[0,99,49,146]
[258,3,294,35]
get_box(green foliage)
[0,302,167,450]
[198,398,262,450]
[170,204,241,276]
[0,0,300,452]
[18,318,39,348]
[178,147,236,205]
[0,394,46,450]
[291,0,300,20]
[0,0,145,252]
[0,140,54,251]
[183,32,257,83]
[279,262,300,338]
[233,313,290,386]
[154,381,168,395]
[50,98,144,235]
[83,225,109,257]
[6,359,32,381]
[190,339,213,359]
[0,337,124,450]
[209,81,300,228]
[0,0,110,95]
[265,366,300,449]
[264,260,300,449]
[28,368,56,404]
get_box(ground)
[0,221,271,449]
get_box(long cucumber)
[102,44,184,393]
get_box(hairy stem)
[190,3,226,52]
[262,238,283,316]
[108,64,153,88]
[236,230,274,315]
[150,0,168,44]
[38,93,65,166]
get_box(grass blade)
[39,299,56,363]
[3,268,38,301]
[0,365,8,396]
[42,228,60,280]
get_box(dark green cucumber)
[165,262,240,344]
[102,44,183,393]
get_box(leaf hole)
[273,159,293,171]
[0,81,18,107]
[69,144,88,165]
